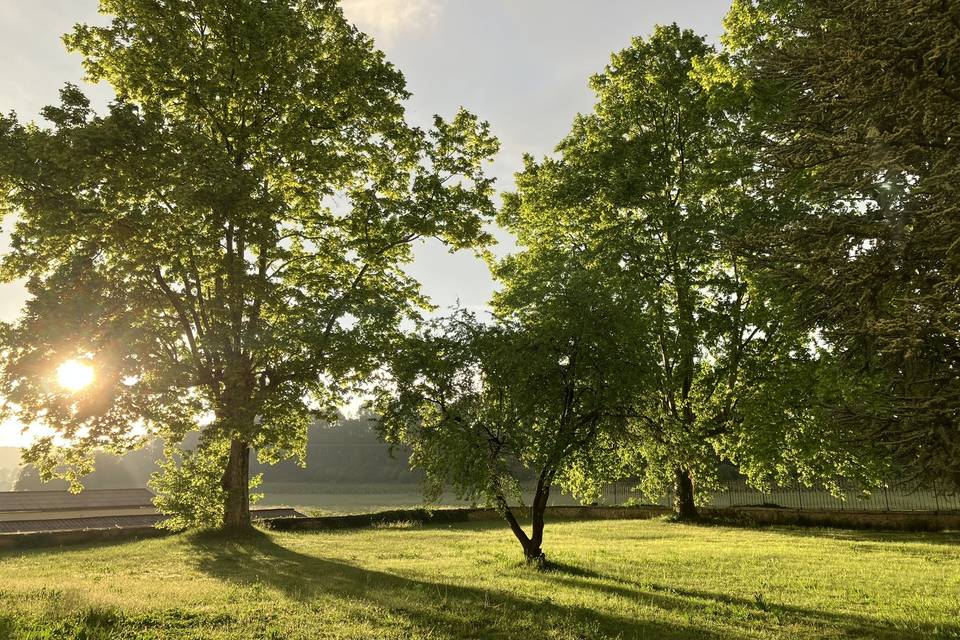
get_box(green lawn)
[1,519,958,639]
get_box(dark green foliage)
[726,0,960,488]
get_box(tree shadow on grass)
[661,514,960,548]
[538,566,960,640]
[186,529,723,640]
[746,525,960,548]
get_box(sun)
[56,360,95,392]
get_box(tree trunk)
[673,466,698,521]
[526,474,551,566]
[494,487,547,567]
[221,437,251,530]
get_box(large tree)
[505,25,831,518]
[0,0,498,529]
[725,0,960,488]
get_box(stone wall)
[0,525,167,551]
[2,505,957,551]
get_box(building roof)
[0,489,155,514]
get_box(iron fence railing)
[602,479,960,513]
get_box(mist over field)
[1,416,420,496]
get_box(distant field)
[258,482,583,515]
[259,481,960,516]
[1,519,958,639]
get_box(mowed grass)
[0,519,958,639]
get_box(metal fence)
[602,479,960,513]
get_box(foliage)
[0,0,498,528]
[13,452,135,492]
[254,414,423,484]
[724,0,960,488]
[501,25,837,515]
[150,437,263,531]
[375,289,649,560]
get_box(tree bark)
[494,486,548,567]
[221,437,251,530]
[673,466,698,521]
[526,473,551,565]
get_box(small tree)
[375,257,650,564]
[0,0,498,530]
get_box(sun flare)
[56,360,95,392]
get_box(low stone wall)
[703,506,960,531]
[265,504,960,533]
[2,505,957,551]
[264,505,674,532]
[0,525,168,551]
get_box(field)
[257,482,584,514]
[257,481,960,515]
[0,519,958,640]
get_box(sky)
[0,0,729,446]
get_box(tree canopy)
[725,0,960,489]
[0,0,498,529]
[375,246,651,562]
[500,25,840,518]
[2,1,957,547]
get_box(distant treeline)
[6,415,422,492]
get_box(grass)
[0,519,958,639]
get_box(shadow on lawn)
[187,529,720,640]
[750,525,960,548]
[542,567,960,640]
[186,529,960,640]
[665,515,960,548]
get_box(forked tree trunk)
[673,466,698,521]
[495,473,552,566]
[221,438,252,530]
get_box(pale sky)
[0,0,729,446]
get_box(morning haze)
[0,2,957,637]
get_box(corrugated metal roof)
[0,508,306,534]
[0,489,155,513]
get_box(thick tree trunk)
[526,474,551,565]
[494,481,550,567]
[673,466,698,521]
[221,438,251,530]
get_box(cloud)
[340,0,442,41]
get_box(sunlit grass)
[0,519,958,639]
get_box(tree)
[375,259,649,565]
[504,25,840,518]
[725,0,960,488]
[0,0,498,530]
